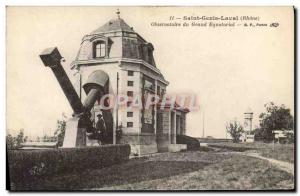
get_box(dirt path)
[213,150,294,175]
[242,152,294,175]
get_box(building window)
[128,70,134,76]
[127,81,134,86]
[127,91,133,97]
[127,112,133,117]
[127,101,132,107]
[93,41,106,58]
[143,78,155,92]
[157,85,161,96]
[127,122,133,127]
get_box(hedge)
[7,144,130,190]
[176,135,200,151]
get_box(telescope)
[39,47,109,147]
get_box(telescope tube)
[39,47,84,114]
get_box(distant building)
[242,108,254,142]
[274,130,293,143]
[21,135,58,149]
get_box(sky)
[7,7,294,138]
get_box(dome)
[72,15,156,68]
[91,18,135,34]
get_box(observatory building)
[70,12,189,155]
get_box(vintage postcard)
[6,6,294,191]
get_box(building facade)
[71,14,188,155]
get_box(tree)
[253,128,264,141]
[258,102,294,141]
[226,120,244,143]
[6,129,26,150]
[54,119,66,147]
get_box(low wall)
[168,144,187,152]
[197,138,233,143]
[120,133,158,155]
[120,133,157,145]
[130,144,158,155]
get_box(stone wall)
[120,133,158,155]
[120,133,156,145]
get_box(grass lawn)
[19,150,294,190]
[101,154,293,190]
[258,145,294,164]
[207,142,294,163]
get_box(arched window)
[93,41,106,58]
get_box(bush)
[176,135,200,150]
[7,144,130,190]
[226,120,244,143]
[54,119,66,147]
[7,130,27,150]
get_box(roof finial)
[116,9,120,19]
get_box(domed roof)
[90,18,135,34]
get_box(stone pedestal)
[62,117,86,147]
